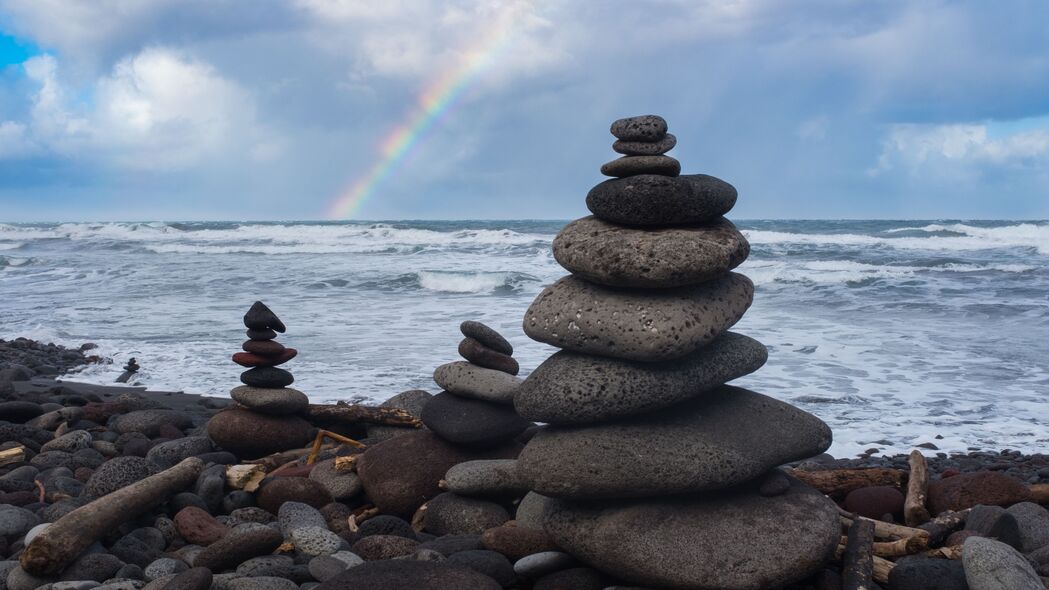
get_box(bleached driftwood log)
[904,450,931,526]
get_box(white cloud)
[872,123,1049,175]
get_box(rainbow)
[327,5,529,219]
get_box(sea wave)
[0,256,33,268]
[745,222,1049,255]
[0,242,24,250]
[416,270,538,293]
[744,259,1036,285]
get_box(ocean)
[0,219,1046,457]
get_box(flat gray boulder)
[517,386,831,499]
[553,216,749,288]
[514,332,766,424]
[433,362,522,404]
[963,536,1043,589]
[523,273,753,362]
[543,476,839,589]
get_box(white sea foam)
[743,259,1036,285]
[745,222,1049,254]
[417,271,527,293]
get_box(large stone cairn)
[206,302,314,459]
[514,115,843,589]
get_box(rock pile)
[514,115,842,589]
[206,302,314,460]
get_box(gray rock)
[314,560,500,589]
[553,216,749,288]
[515,492,553,530]
[366,389,433,442]
[544,477,839,589]
[41,430,93,454]
[609,115,667,142]
[518,386,831,498]
[432,362,522,404]
[92,581,144,590]
[235,555,294,578]
[225,577,297,590]
[424,493,511,536]
[600,155,680,178]
[444,460,526,496]
[193,523,284,573]
[613,133,676,156]
[110,410,191,436]
[291,526,342,557]
[515,332,767,424]
[888,558,968,590]
[586,173,737,226]
[278,502,328,539]
[420,392,530,446]
[460,321,513,355]
[229,386,309,415]
[146,437,213,468]
[156,567,211,590]
[0,504,38,537]
[308,553,363,582]
[966,504,1007,535]
[61,553,124,582]
[962,536,1043,589]
[51,582,102,590]
[309,459,363,501]
[512,551,576,578]
[143,558,188,581]
[1004,502,1049,553]
[446,550,514,587]
[523,273,753,363]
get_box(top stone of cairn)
[610,115,668,142]
[243,301,287,333]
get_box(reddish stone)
[482,525,559,560]
[458,338,519,375]
[232,349,297,368]
[843,485,905,520]
[274,463,315,478]
[927,471,1030,514]
[242,340,286,356]
[352,535,419,560]
[175,506,228,546]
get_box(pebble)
[457,338,519,375]
[308,552,364,582]
[226,576,297,590]
[278,501,328,538]
[242,339,286,356]
[613,133,676,156]
[174,507,228,546]
[235,555,295,578]
[460,321,513,355]
[1003,501,1049,553]
[514,492,552,530]
[229,386,309,415]
[110,410,192,437]
[143,558,188,580]
[600,155,680,178]
[231,349,297,368]
[586,173,737,226]
[40,430,93,454]
[421,392,530,447]
[356,515,416,539]
[256,477,333,514]
[416,533,485,557]
[290,526,342,557]
[535,567,605,590]
[423,492,511,536]
[243,301,286,333]
[844,485,905,519]
[146,436,213,468]
[245,328,277,341]
[352,535,419,560]
[446,550,514,587]
[928,471,1030,513]
[432,362,522,404]
[481,525,558,560]
[0,504,39,537]
[157,567,211,590]
[609,115,667,142]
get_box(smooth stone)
[535,567,604,590]
[515,332,766,424]
[609,115,667,142]
[758,469,792,497]
[481,526,558,561]
[515,492,553,530]
[0,504,39,537]
[315,560,500,589]
[365,389,433,442]
[193,523,284,573]
[174,507,228,546]
[356,515,416,539]
[231,349,297,368]
[888,558,968,590]
[239,367,293,388]
[308,553,363,582]
[433,362,522,404]
[291,526,342,557]
[962,536,1043,590]
[225,576,296,590]
[844,485,905,520]
[523,273,754,362]
[242,340,285,356]
[160,567,211,590]
[586,174,737,226]
[928,472,1031,514]
[544,477,840,589]
[1004,502,1049,553]
[518,386,831,499]
[278,501,328,539]
[553,216,749,288]
[256,478,333,515]
[206,409,313,460]
[146,437,213,468]
[144,557,188,580]
[41,430,93,454]
[416,534,485,557]
[513,551,576,578]
[613,133,676,156]
[444,460,526,496]
[460,320,513,355]
[308,459,363,501]
[423,492,511,536]
[458,338,519,375]
[245,328,277,341]
[421,392,530,447]
[445,550,514,587]
[966,505,1007,535]
[229,386,309,415]
[243,301,286,333]
[0,401,43,423]
[111,410,191,437]
[600,155,680,178]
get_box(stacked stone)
[513,115,842,589]
[206,302,314,460]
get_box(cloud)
[873,123,1049,175]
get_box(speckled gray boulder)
[600,155,680,178]
[424,492,511,536]
[229,386,309,415]
[315,559,501,589]
[309,459,363,501]
[235,555,294,578]
[225,576,297,590]
[586,174,737,226]
[1004,502,1049,553]
[41,430,93,453]
[518,386,832,499]
[524,273,753,362]
[963,536,1043,590]
[291,526,342,557]
[0,504,39,537]
[61,552,124,582]
[553,216,749,288]
[278,502,328,539]
[515,492,553,530]
[146,437,213,468]
[144,558,188,581]
[544,477,839,589]
[433,362,522,404]
[444,460,526,497]
[610,115,667,142]
[515,332,766,424]
[613,133,676,156]
[366,389,433,441]
[111,410,191,436]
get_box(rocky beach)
[0,116,1048,590]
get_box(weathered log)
[1029,484,1049,503]
[21,457,204,576]
[839,511,931,543]
[842,519,874,590]
[904,450,931,526]
[917,509,970,546]
[792,467,906,498]
[834,545,895,585]
[305,404,422,428]
[0,446,26,467]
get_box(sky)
[0,0,1047,221]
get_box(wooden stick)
[842,519,874,590]
[841,534,929,558]
[839,511,931,543]
[904,450,931,526]
[246,447,316,470]
[305,404,422,428]
[34,480,45,504]
[0,446,26,467]
[918,509,970,546]
[306,430,366,465]
[792,468,906,497]
[21,457,204,576]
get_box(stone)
[84,456,160,497]
[0,400,43,423]
[231,349,297,368]
[243,301,286,333]
[366,389,433,441]
[962,536,1043,590]
[482,526,558,560]
[1004,502,1049,553]
[308,460,363,501]
[460,320,513,355]
[515,492,553,530]
[356,515,416,539]
[242,340,286,356]
[610,115,667,142]
[256,478,333,515]
[432,362,522,404]
[421,392,530,446]
[758,469,792,497]
[41,430,93,454]
[144,557,189,580]
[844,485,906,520]
[111,410,192,437]
[444,460,526,496]
[515,332,766,424]
[206,409,313,460]
[600,155,680,178]
[523,273,754,362]
[586,173,737,227]
[226,577,297,590]
[535,567,604,590]
[0,504,38,537]
[357,431,520,518]
[351,535,419,560]
[246,328,277,341]
[193,523,284,573]
[416,534,485,556]
[290,526,341,557]
[315,560,500,590]
[513,551,576,578]
[458,338,519,375]
[613,133,676,156]
[229,386,309,415]
[966,505,1007,535]
[545,477,839,589]
[146,437,213,468]
[239,367,293,388]
[308,553,363,582]
[928,472,1031,514]
[424,493,511,535]
[161,566,211,590]
[446,550,514,587]
[174,507,228,546]
[278,501,328,539]
[553,216,749,289]
[519,386,831,499]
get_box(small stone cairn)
[512,115,843,588]
[206,302,314,459]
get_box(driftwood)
[834,544,895,585]
[226,464,266,492]
[918,509,970,546]
[839,509,931,543]
[21,457,204,576]
[306,430,365,465]
[842,519,874,590]
[904,450,931,526]
[305,404,422,428]
[792,468,906,497]
[0,447,26,467]
[924,545,963,560]
[411,502,429,533]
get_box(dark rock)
[110,410,192,437]
[245,328,277,341]
[170,492,209,513]
[146,436,213,468]
[256,477,333,515]
[0,401,43,423]
[432,362,521,405]
[308,458,363,501]
[357,515,416,540]
[193,523,283,573]
[162,567,212,590]
[613,133,676,156]
[239,367,294,388]
[758,469,792,497]
[243,301,286,333]
[458,338,519,375]
[962,536,1043,589]
[421,392,530,447]
[1003,502,1049,553]
[460,320,513,356]
[512,551,576,578]
[352,534,419,560]
[424,493,510,535]
[416,533,485,557]
[315,559,501,589]
[444,459,526,497]
[600,155,680,178]
[927,471,1030,514]
[174,507,227,546]
[610,115,667,142]
[481,525,558,560]
[965,504,1007,535]
[206,408,313,460]
[535,567,604,590]
[844,486,905,520]
[586,173,737,226]
[446,550,514,587]
[84,456,160,497]
[365,389,433,442]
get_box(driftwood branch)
[21,457,204,576]
[904,450,931,526]
[842,519,874,590]
[792,468,906,498]
[0,446,26,467]
[305,404,422,428]
[839,509,932,543]
[834,544,895,585]
[918,509,970,546]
